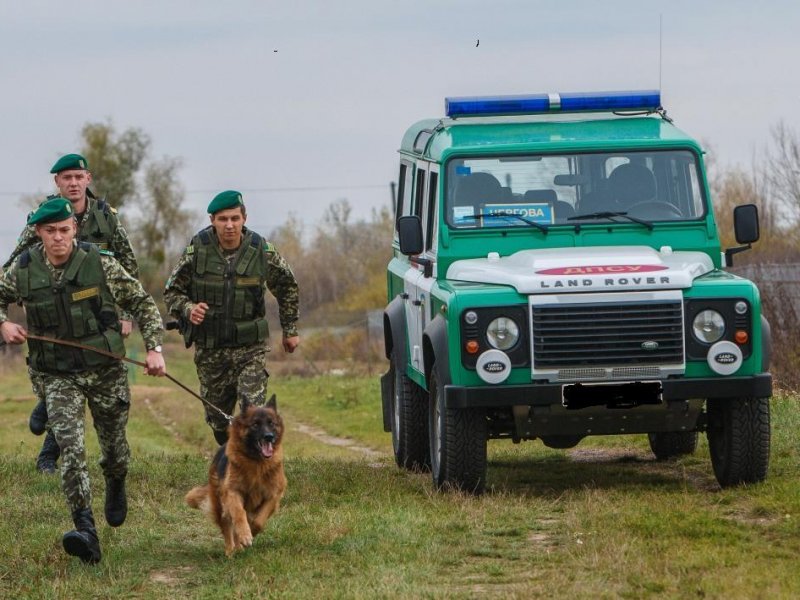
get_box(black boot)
[36,430,60,474]
[213,428,228,446]
[29,399,48,435]
[104,475,128,527]
[62,508,101,564]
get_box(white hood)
[446,246,714,294]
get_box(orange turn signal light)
[465,340,480,354]
[735,330,749,344]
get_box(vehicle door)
[403,162,439,375]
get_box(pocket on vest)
[234,318,268,346]
[81,332,126,368]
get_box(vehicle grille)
[531,300,684,368]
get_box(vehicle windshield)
[445,150,706,229]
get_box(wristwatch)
[149,345,163,353]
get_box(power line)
[185,184,389,194]
[0,183,391,197]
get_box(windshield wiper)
[567,211,653,231]
[458,212,549,233]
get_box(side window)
[414,167,426,218]
[687,162,704,216]
[426,172,438,251]
[396,161,413,222]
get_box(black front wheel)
[389,348,430,471]
[428,362,487,494]
[706,397,770,487]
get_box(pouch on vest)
[234,317,268,346]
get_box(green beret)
[50,153,89,174]
[208,190,244,214]
[28,197,75,225]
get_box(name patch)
[236,276,261,286]
[72,287,100,302]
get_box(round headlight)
[692,310,725,343]
[486,317,520,350]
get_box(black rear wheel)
[706,397,770,487]
[428,362,487,494]
[648,431,698,460]
[389,348,430,471]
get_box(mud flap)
[381,369,392,432]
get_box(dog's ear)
[266,394,277,410]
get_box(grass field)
[0,341,798,599]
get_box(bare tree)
[81,121,150,208]
[764,121,800,229]
[131,157,198,293]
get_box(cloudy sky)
[1,0,798,257]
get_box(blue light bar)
[446,94,550,118]
[445,90,661,118]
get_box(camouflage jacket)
[164,228,299,338]
[0,242,163,352]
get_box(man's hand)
[120,320,133,337]
[144,350,166,377]
[282,335,299,353]
[0,321,27,345]
[189,302,209,326]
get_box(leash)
[23,333,234,424]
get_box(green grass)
[1,346,799,598]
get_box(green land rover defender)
[381,90,772,493]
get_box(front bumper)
[444,373,773,409]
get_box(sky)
[1,0,798,258]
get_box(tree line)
[20,120,799,388]
[708,122,800,390]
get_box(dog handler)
[164,190,299,445]
[3,153,141,474]
[0,198,165,564]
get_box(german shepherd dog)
[186,395,286,556]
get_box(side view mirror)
[725,204,760,266]
[398,215,423,256]
[734,204,760,244]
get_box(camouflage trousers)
[194,343,269,435]
[28,365,48,427]
[43,362,131,512]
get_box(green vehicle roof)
[400,114,702,161]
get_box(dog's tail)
[185,485,211,513]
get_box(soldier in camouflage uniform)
[164,190,299,445]
[0,198,166,565]
[3,153,141,474]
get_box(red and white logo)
[536,265,668,275]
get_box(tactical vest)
[77,199,119,252]
[184,227,269,349]
[17,243,125,373]
[41,194,118,252]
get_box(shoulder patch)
[99,249,115,257]
[186,245,195,255]
[263,241,275,253]
[108,206,118,214]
